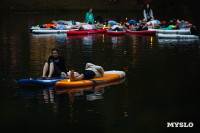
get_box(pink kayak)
[126,29,156,34]
[67,29,106,35]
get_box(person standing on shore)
[85,8,94,24]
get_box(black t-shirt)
[47,56,67,73]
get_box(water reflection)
[29,33,132,76]
[158,38,200,47]
[56,78,125,103]
[18,78,125,103]
[0,31,24,74]
[43,87,56,103]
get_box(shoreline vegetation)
[0,0,198,14]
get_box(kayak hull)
[126,29,156,34]
[67,29,106,35]
[55,71,125,88]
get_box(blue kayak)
[18,77,69,86]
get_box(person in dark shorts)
[68,63,104,81]
[42,48,68,77]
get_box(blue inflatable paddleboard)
[18,77,69,86]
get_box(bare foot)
[70,70,76,81]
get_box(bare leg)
[75,74,84,80]
[42,62,48,77]
[48,62,54,77]
[70,70,75,80]
[71,25,80,29]
[70,70,84,81]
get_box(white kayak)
[32,29,69,34]
[157,33,199,39]
[32,29,78,34]
[149,29,191,34]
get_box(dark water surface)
[0,12,200,133]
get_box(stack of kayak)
[148,28,199,39]
[149,28,191,34]
[18,71,125,89]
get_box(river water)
[0,12,200,133]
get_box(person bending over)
[68,63,104,81]
[42,48,68,78]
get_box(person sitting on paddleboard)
[42,48,68,78]
[67,63,104,81]
[143,3,154,21]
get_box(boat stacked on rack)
[148,28,199,39]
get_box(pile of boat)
[30,26,199,39]
[149,28,199,39]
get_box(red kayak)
[106,30,126,35]
[126,29,156,35]
[67,29,106,35]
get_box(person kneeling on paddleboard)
[68,63,104,81]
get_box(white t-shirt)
[82,25,95,30]
[111,25,123,30]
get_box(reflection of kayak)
[126,29,156,35]
[158,38,199,44]
[106,30,126,35]
[67,29,106,35]
[158,33,199,39]
[67,33,104,39]
[18,77,69,86]
[149,29,191,34]
[55,71,125,88]
[56,78,125,92]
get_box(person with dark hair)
[143,3,154,21]
[85,8,94,24]
[42,48,68,78]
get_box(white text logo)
[167,122,194,128]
